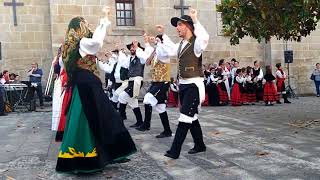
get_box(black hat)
[155,34,163,43]
[111,49,119,53]
[126,42,145,51]
[171,15,194,30]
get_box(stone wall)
[0,0,52,83]
[1,0,318,95]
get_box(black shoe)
[130,123,142,128]
[0,113,7,116]
[276,101,282,104]
[156,132,172,138]
[284,100,291,104]
[164,151,179,159]
[136,124,150,131]
[111,158,131,164]
[188,146,206,154]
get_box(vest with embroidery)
[128,56,144,78]
[150,58,171,82]
[76,55,100,77]
[178,36,203,79]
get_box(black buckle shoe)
[164,151,179,159]
[130,123,142,128]
[156,132,172,138]
[136,124,150,131]
[188,146,206,154]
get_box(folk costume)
[118,42,151,128]
[231,75,245,106]
[159,15,209,159]
[253,67,264,101]
[56,16,136,173]
[275,65,291,104]
[206,71,220,106]
[136,39,173,138]
[263,74,278,105]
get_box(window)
[115,0,135,26]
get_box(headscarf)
[62,17,93,86]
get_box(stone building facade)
[0,0,319,95]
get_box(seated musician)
[27,62,44,108]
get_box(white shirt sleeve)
[257,69,264,80]
[118,51,130,69]
[193,21,210,57]
[160,34,179,57]
[156,42,171,63]
[79,18,111,57]
[136,45,154,65]
[236,76,245,83]
[96,59,116,73]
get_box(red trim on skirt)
[218,83,228,103]
[231,83,242,106]
[263,82,278,102]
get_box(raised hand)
[102,6,111,19]
[143,33,150,44]
[155,25,164,34]
[189,7,198,23]
[133,40,139,50]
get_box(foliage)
[216,0,320,45]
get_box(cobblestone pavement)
[0,97,319,180]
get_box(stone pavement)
[0,97,319,180]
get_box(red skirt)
[244,93,256,103]
[231,83,242,106]
[55,88,72,141]
[218,83,228,103]
[263,82,278,102]
[167,90,178,107]
[201,93,209,106]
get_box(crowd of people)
[196,59,292,107]
[40,5,320,175]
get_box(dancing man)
[118,40,152,127]
[136,34,173,138]
[156,8,209,159]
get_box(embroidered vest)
[76,55,100,77]
[177,36,203,79]
[150,59,171,82]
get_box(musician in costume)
[56,7,136,173]
[156,8,209,159]
[136,34,172,138]
[275,63,291,104]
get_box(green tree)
[216,0,320,45]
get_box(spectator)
[0,73,5,116]
[27,62,44,108]
[9,73,19,84]
[2,70,9,84]
[312,63,320,97]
